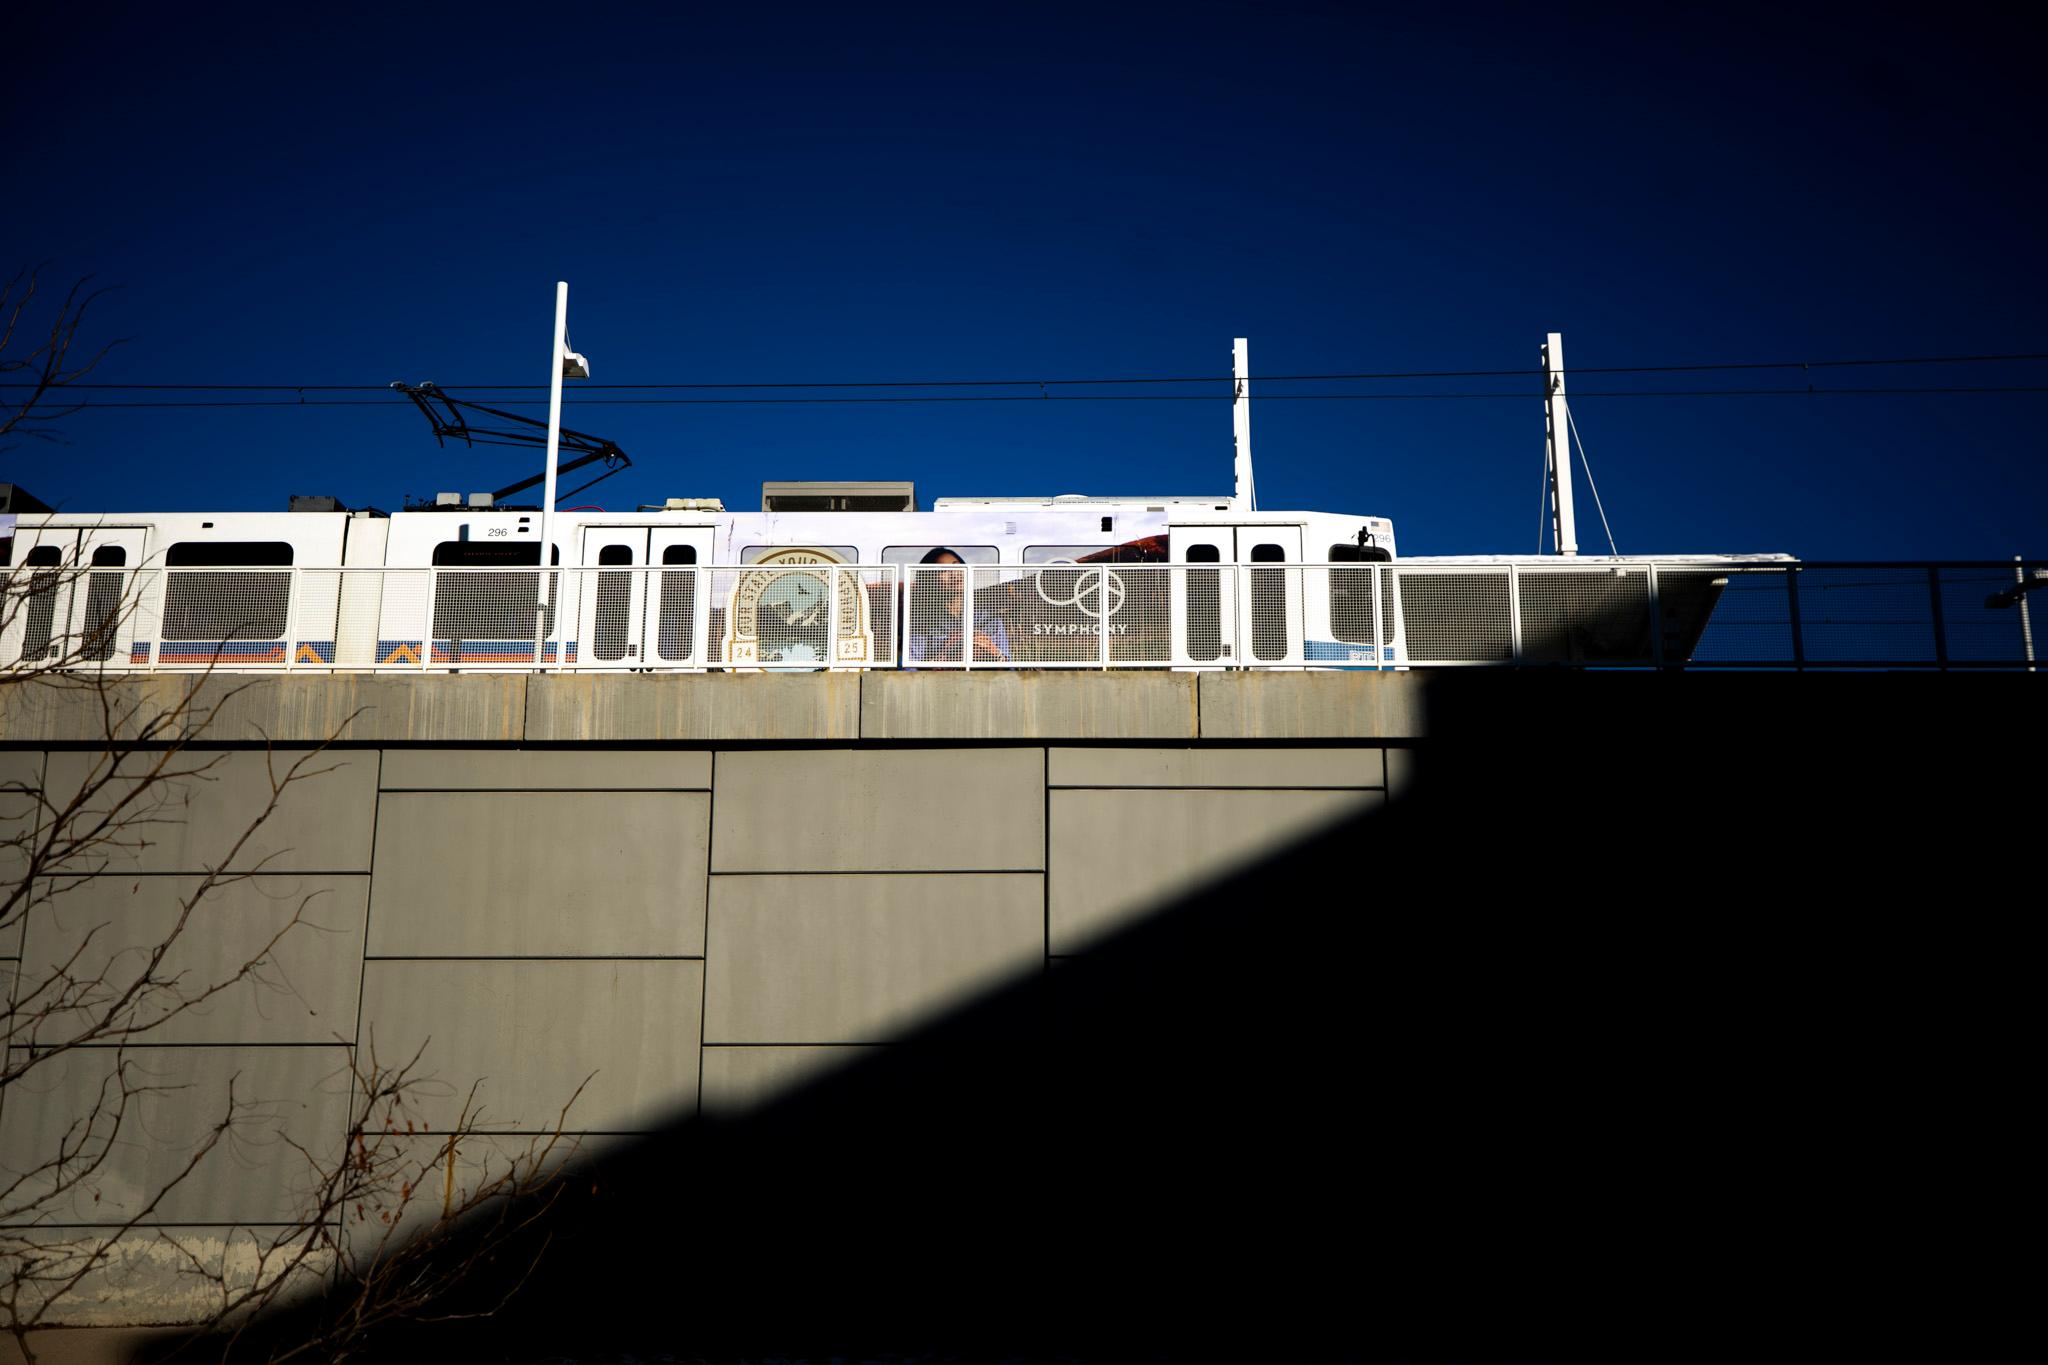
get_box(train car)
[0,489,1403,672]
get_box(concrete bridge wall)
[0,672,1411,1327]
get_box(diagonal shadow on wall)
[137,671,2038,1364]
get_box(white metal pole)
[1232,338,1256,513]
[537,281,569,667]
[962,565,974,672]
[1099,565,1110,669]
[2018,556,2036,672]
[829,567,844,670]
[1543,332,1578,556]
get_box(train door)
[1236,528,1304,666]
[576,527,714,667]
[2,525,150,665]
[73,527,151,664]
[1170,527,1237,666]
[4,524,78,665]
[647,528,713,666]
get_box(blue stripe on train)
[152,641,289,663]
[142,641,338,664]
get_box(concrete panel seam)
[21,1221,337,1231]
[695,1041,911,1049]
[696,749,717,1121]
[1046,784,1385,792]
[4,1042,361,1052]
[1042,746,1051,966]
[378,786,713,793]
[43,870,379,878]
[710,868,1045,876]
[349,750,383,1145]
[362,955,707,962]
[700,1047,884,1055]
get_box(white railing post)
[1372,562,1385,672]
[630,564,647,671]
[1507,564,1524,663]
[282,569,296,672]
[888,564,902,666]
[829,567,844,670]
[2017,556,2036,672]
[696,566,714,668]
[422,569,438,671]
[1098,565,1110,669]
[1647,563,1665,668]
[1220,564,1236,671]
[962,564,974,672]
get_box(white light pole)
[536,280,590,667]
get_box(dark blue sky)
[7,2,2043,557]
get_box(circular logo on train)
[723,546,876,665]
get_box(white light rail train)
[0,337,1793,673]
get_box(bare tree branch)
[0,265,131,451]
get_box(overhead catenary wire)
[3,350,2046,394]
[31,386,2048,408]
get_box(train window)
[165,542,293,567]
[1328,545,1383,644]
[17,546,63,661]
[593,544,634,661]
[1249,542,1287,661]
[430,542,559,568]
[657,544,697,660]
[1330,542,1391,564]
[881,545,998,565]
[1025,542,1161,565]
[163,542,294,643]
[1185,544,1222,662]
[431,540,561,646]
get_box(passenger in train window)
[906,547,1010,662]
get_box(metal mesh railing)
[1661,567,1787,664]
[5,560,2040,672]
[1393,567,1514,664]
[1385,560,2042,669]
[1514,565,1655,665]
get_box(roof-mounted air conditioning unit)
[761,481,916,513]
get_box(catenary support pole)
[1542,332,1578,556]
[536,281,570,667]
[1233,337,1256,513]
